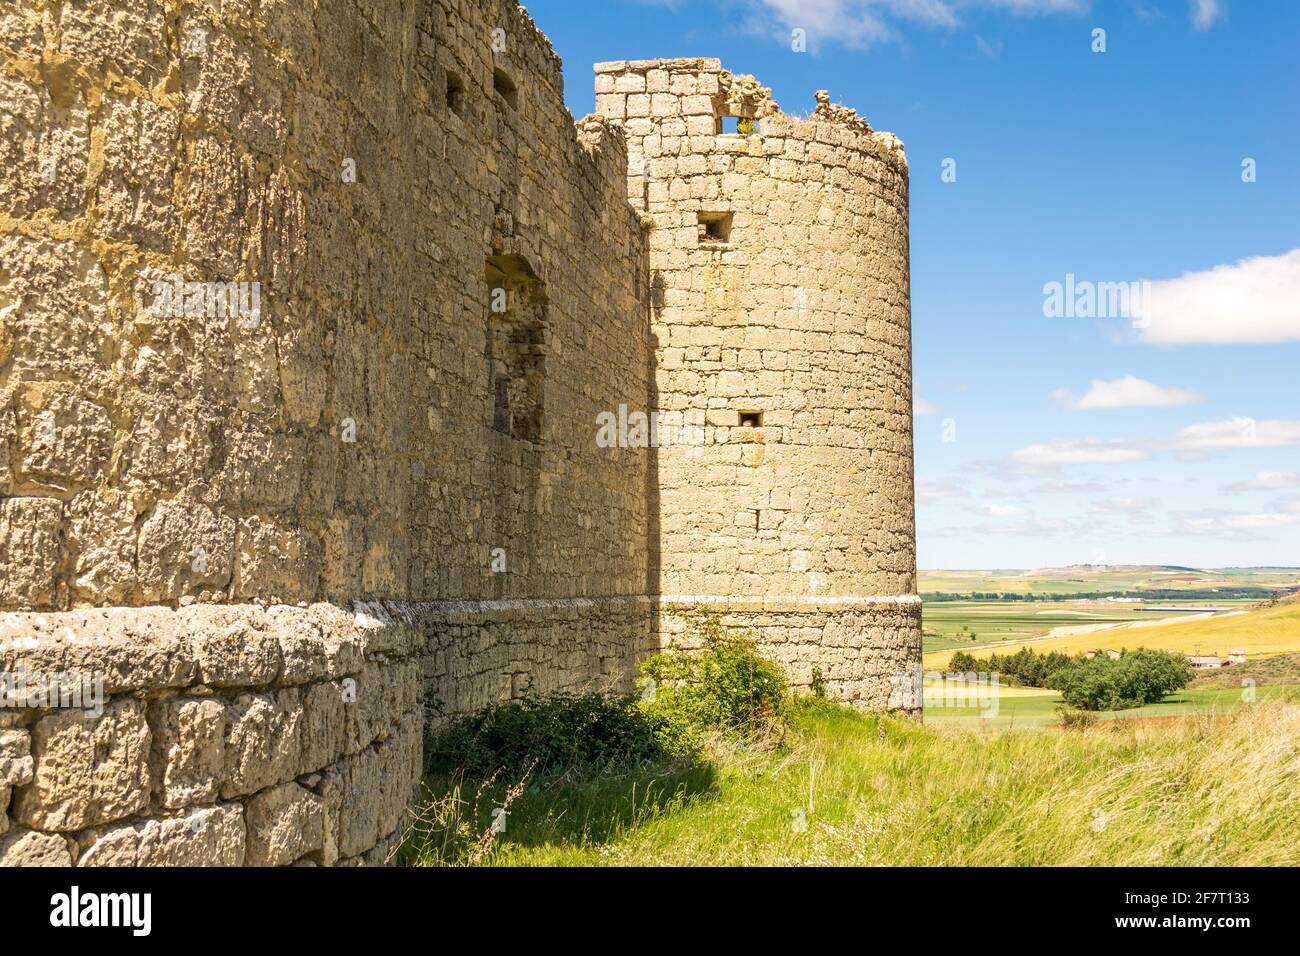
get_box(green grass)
[924,684,1297,731]
[406,694,1300,866]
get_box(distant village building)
[1188,655,1227,669]
[1228,649,1248,665]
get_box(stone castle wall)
[1,0,655,865]
[1,5,918,865]
[596,59,921,700]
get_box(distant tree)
[1047,649,1193,711]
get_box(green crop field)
[922,684,1297,731]
[920,600,1238,655]
[919,565,1300,597]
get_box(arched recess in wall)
[484,255,547,444]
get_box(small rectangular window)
[718,115,757,135]
[738,411,763,428]
[446,70,466,117]
[698,212,732,245]
[493,68,518,109]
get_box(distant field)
[921,600,1235,654]
[924,684,1298,731]
[923,602,1300,670]
[920,565,1300,597]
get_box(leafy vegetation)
[407,612,788,865]
[948,646,1194,710]
[947,647,1073,688]
[637,609,788,747]
[1047,649,1195,711]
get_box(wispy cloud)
[1224,470,1300,493]
[1165,418,1300,457]
[1009,438,1148,472]
[1052,375,1202,410]
[1173,507,1297,539]
[1133,248,1300,345]
[1191,0,1224,30]
[747,0,1086,48]
[913,397,941,415]
[994,418,1300,477]
[917,477,969,500]
[1090,495,1156,514]
[983,502,1029,516]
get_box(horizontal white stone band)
[355,593,921,619]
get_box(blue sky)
[527,0,1300,569]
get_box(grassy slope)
[922,602,1300,669]
[1191,652,1300,688]
[409,698,1300,866]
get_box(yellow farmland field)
[922,603,1300,670]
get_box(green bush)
[638,610,788,742]
[1047,648,1194,711]
[423,612,790,784]
[425,692,687,779]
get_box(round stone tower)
[595,58,921,710]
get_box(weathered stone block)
[245,781,325,866]
[149,697,225,809]
[78,804,246,866]
[0,827,72,866]
[0,497,62,609]
[13,700,150,831]
[93,93,181,249]
[221,690,301,798]
[188,614,282,687]
[232,516,321,601]
[137,499,236,600]
[299,680,346,773]
[0,730,34,787]
[17,385,113,488]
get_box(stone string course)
[1,0,919,865]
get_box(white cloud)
[982,503,1028,517]
[917,477,968,501]
[913,397,941,415]
[1191,0,1223,30]
[1031,480,1109,494]
[1166,418,1300,455]
[1133,248,1300,345]
[1175,507,1298,537]
[1053,375,1202,410]
[1224,471,1300,493]
[1010,438,1148,470]
[750,0,1084,48]
[1090,496,1155,514]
